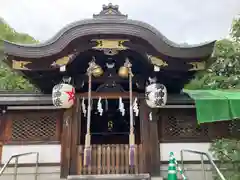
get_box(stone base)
[67,174,151,180]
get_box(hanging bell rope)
[83,60,94,166]
[125,59,135,166]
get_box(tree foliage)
[185,18,240,180]
[231,18,240,42]
[210,138,240,180]
[185,18,240,90]
[0,18,38,91]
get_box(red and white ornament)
[52,83,75,108]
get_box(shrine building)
[0,3,239,180]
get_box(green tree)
[231,18,240,42]
[185,18,240,90]
[186,18,240,180]
[210,138,240,180]
[0,18,38,91]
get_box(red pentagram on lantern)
[65,88,75,102]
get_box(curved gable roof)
[3,3,215,58]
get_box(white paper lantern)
[52,83,75,108]
[145,83,167,108]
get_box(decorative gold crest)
[147,54,168,67]
[51,54,73,67]
[92,39,129,50]
[105,8,113,14]
[188,62,205,71]
[12,60,31,70]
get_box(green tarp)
[183,90,240,124]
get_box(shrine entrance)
[77,96,142,174]
[80,99,140,145]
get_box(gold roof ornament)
[92,39,129,54]
[51,54,74,67]
[105,8,113,14]
[12,60,31,70]
[147,54,168,67]
[93,3,127,19]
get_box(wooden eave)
[1,4,216,94]
[0,92,194,106]
[3,4,216,59]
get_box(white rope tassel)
[118,97,125,116]
[149,112,153,121]
[97,97,103,116]
[133,98,139,116]
[81,98,87,117]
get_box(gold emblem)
[188,62,205,71]
[147,54,168,67]
[106,8,113,14]
[51,54,73,67]
[92,39,129,50]
[108,120,113,131]
[12,60,31,70]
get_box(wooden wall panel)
[1,110,62,144]
[158,108,240,142]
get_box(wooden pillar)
[149,109,160,176]
[60,108,73,178]
[0,110,7,163]
[60,98,81,178]
[139,99,150,173]
[70,98,81,175]
[139,100,160,176]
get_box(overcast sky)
[0,0,240,44]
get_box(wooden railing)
[77,144,143,175]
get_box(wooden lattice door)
[77,144,143,174]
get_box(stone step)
[67,174,151,180]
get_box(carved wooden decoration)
[188,62,205,71]
[93,3,127,19]
[12,60,31,70]
[147,54,168,67]
[51,54,74,67]
[92,39,129,51]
